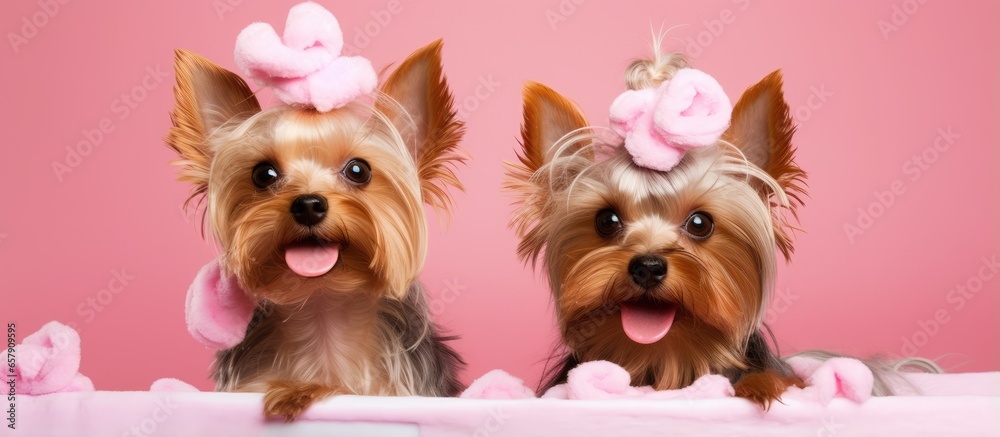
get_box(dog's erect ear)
[378,39,466,214]
[504,82,591,265]
[723,70,806,258]
[724,70,804,200]
[165,49,261,198]
[517,82,591,174]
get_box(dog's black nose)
[290,194,328,226]
[629,255,667,288]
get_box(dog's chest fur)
[212,282,464,396]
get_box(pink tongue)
[284,243,340,277]
[620,303,677,344]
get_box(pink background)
[2,0,997,391]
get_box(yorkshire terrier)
[507,46,820,408]
[164,3,465,421]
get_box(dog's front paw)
[263,380,345,422]
[733,370,805,411]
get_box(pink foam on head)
[652,68,732,148]
[233,2,377,112]
[609,68,732,172]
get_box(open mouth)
[283,237,341,278]
[619,298,678,345]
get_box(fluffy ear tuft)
[504,82,590,265]
[723,70,807,258]
[378,40,467,216]
[165,49,261,203]
[517,82,591,173]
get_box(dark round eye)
[342,158,371,185]
[251,162,280,189]
[595,208,624,238]
[683,211,714,239]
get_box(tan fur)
[505,82,591,265]
[208,105,426,302]
[733,369,805,410]
[165,49,261,205]
[377,39,467,216]
[165,42,465,421]
[534,147,775,389]
[518,82,592,170]
[226,295,414,395]
[723,70,806,259]
[507,51,806,403]
[264,381,349,422]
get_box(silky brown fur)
[165,41,465,421]
[733,369,806,410]
[263,381,347,423]
[507,51,807,408]
[723,70,807,259]
[166,50,261,206]
[378,40,467,216]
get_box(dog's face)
[166,42,464,305]
[508,72,804,381]
[541,147,778,345]
[205,106,426,305]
